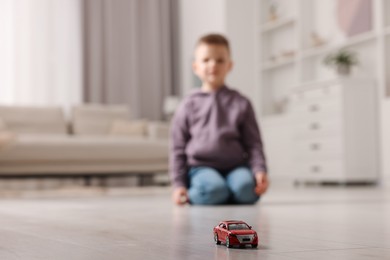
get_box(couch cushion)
[0,106,67,135]
[0,118,6,131]
[0,134,168,162]
[109,119,148,137]
[147,121,170,140]
[72,104,131,136]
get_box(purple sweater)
[170,85,267,188]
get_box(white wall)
[225,0,256,102]
[178,0,226,96]
[178,0,256,100]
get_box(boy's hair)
[196,33,230,53]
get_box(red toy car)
[213,220,258,248]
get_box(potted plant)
[323,49,358,75]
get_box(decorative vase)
[268,4,278,22]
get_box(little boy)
[170,33,268,205]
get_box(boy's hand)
[172,187,189,205]
[254,172,269,195]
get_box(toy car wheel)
[214,233,221,245]
[226,236,232,248]
[252,244,258,248]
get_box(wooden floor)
[0,185,389,259]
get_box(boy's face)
[192,43,233,88]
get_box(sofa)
[0,104,170,184]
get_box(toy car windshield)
[228,223,250,230]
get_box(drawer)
[290,84,342,103]
[294,136,344,161]
[289,96,342,119]
[295,160,344,179]
[293,118,343,139]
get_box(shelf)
[290,77,375,93]
[262,58,295,71]
[301,31,376,59]
[261,17,295,33]
[344,31,377,46]
[290,78,339,92]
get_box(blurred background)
[0,0,389,191]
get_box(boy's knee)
[209,183,230,203]
[189,182,230,205]
[230,181,259,204]
[231,179,255,192]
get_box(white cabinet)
[289,78,378,183]
[254,0,389,183]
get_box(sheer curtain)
[0,0,176,118]
[83,0,176,120]
[0,0,83,108]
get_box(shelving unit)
[262,57,294,71]
[256,0,388,117]
[256,0,385,184]
[256,0,299,116]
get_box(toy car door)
[218,223,227,242]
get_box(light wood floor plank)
[0,186,389,259]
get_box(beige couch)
[0,105,169,181]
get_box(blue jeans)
[188,166,260,205]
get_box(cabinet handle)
[311,165,321,173]
[309,104,319,112]
[310,123,320,130]
[310,143,321,150]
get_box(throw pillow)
[109,119,148,137]
[0,118,16,149]
[72,104,131,135]
[0,132,15,147]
